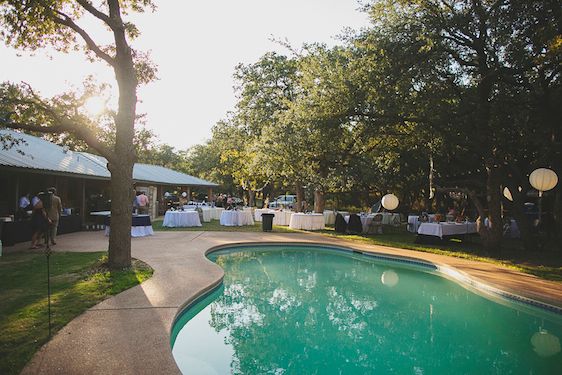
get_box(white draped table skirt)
[163,211,202,227]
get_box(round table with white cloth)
[289,213,325,231]
[323,211,336,225]
[162,210,202,227]
[254,208,270,222]
[220,210,255,226]
[209,207,224,220]
[254,209,293,226]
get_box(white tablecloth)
[255,209,293,226]
[254,209,270,222]
[324,211,336,225]
[289,213,325,231]
[209,207,224,220]
[198,208,212,222]
[220,210,255,226]
[408,214,438,232]
[417,222,477,238]
[378,213,400,225]
[162,211,202,227]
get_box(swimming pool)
[171,245,562,374]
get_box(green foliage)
[0,251,153,375]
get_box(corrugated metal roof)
[0,129,219,187]
[0,129,110,178]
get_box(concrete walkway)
[14,230,562,374]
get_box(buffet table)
[104,215,154,237]
[417,222,477,239]
[219,210,255,226]
[0,215,82,246]
[289,213,325,231]
[162,211,202,227]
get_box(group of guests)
[18,188,63,249]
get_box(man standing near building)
[137,191,149,215]
[46,187,63,245]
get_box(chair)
[368,214,383,234]
[335,213,347,233]
[347,214,363,234]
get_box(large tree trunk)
[295,181,305,212]
[107,4,138,269]
[313,188,325,213]
[248,190,255,207]
[107,161,133,268]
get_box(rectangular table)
[162,210,202,227]
[220,210,255,226]
[417,222,477,239]
[104,215,154,237]
[407,214,438,232]
[289,213,325,231]
[0,215,83,246]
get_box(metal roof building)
[0,129,218,187]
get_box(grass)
[0,251,153,375]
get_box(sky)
[0,1,371,150]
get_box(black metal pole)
[45,228,52,338]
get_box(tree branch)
[50,9,115,66]
[76,0,114,28]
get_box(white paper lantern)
[529,168,558,196]
[531,329,561,357]
[381,270,399,287]
[381,194,399,210]
[181,192,188,198]
[503,187,513,202]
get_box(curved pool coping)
[171,241,562,341]
[19,231,562,375]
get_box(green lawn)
[0,252,153,375]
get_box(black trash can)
[261,213,275,232]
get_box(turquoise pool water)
[171,245,562,374]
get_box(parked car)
[269,194,297,209]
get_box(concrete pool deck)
[13,230,562,374]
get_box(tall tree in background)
[0,0,157,267]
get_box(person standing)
[137,191,149,215]
[46,187,63,245]
[30,194,51,249]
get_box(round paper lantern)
[381,194,399,210]
[181,192,188,198]
[381,270,399,287]
[164,191,171,198]
[531,329,561,357]
[503,187,513,202]
[529,168,558,196]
